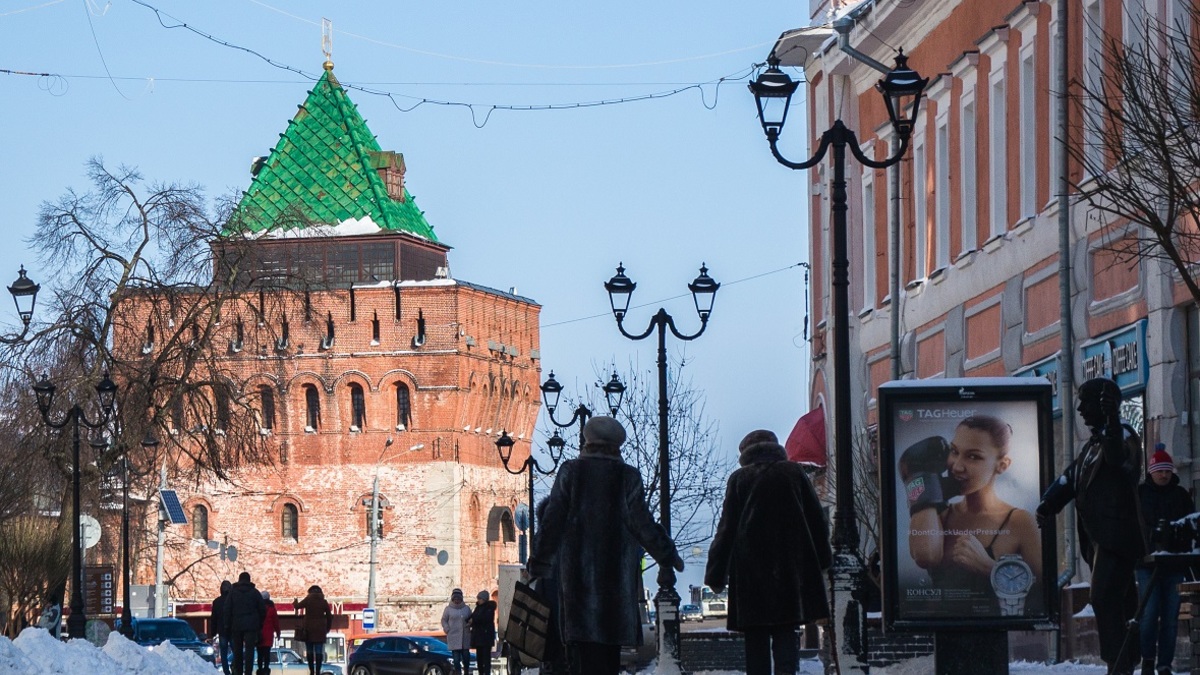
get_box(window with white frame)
[1048,13,1061,202]
[989,69,1007,238]
[935,115,951,269]
[1019,46,1037,218]
[960,95,978,254]
[860,168,876,310]
[912,138,928,279]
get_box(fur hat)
[583,416,626,448]
[451,588,463,600]
[261,590,270,600]
[1149,444,1174,474]
[738,429,778,452]
[477,590,490,602]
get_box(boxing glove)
[899,435,952,515]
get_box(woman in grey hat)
[528,416,683,675]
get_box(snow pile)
[0,627,218,674]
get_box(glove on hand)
[1035,505,1051,529]
[899,436,952,516]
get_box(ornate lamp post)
[541,370,626,447]
[495,431,567,563]
[603,262,719,663]
[750,51,926,669]
[33,371,118,639]
[1,266,39,344]
[118,433,158,639]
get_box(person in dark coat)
[532,498,568,675]
[212,580,232,675]
[468,590,497,675]
[528,416,683,675]
[704,429,832,675]
[257,590,281,675]
[1136,445,1194,675]
[1038,377,1145,675]
[226,572,267,675]
[294,584,333,675]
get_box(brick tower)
[147,61,540,635]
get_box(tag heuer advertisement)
[879,377,1056,631]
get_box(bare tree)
[0,516,70,637]
[8,158,301,485]
[1068,4,1200,302]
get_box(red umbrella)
[785,407,827,467]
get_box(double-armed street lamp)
[33,371,119,639]
[494,431,563,563]
[540,370,626,447]
[603,262,719,662]
[1,266,40,344]
[749,50,926,665]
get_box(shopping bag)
[504,580,550,662]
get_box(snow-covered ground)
[0,626,1111,674]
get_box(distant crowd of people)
[209,572,331,675]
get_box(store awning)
[785,407,827,467]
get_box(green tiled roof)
[229,65,437,241]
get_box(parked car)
[401,635,476,668]
[126,617,217,664]
[269,646,344,674]
[680,604,704,622]
[347,635,454,675]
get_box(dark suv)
[128,618,217,664]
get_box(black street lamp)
[33,371,119,639]
[1,266,39,344]
[750,50,926,666]
[494,431,566,563]
[541,370,626,446]
[603,262,719,663]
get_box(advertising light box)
[879,377,1057,632]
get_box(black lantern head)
[601,372,625,416]
[547,430,566,462]
[604,263,636,321]
[495,430,516,465]
[540,372,563,413]
[95,371,118,416]
[748,56,800,139]
[688,264,720,321]
[876,50,927,138]
[32,373,55,417]
[7,266,38,326]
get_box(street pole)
[750,53,924,671]
[120,456,134,638]
[155,462,166,618]
[604,265,719,665]
[367,472,380,620]
[495,432,566,565]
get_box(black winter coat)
[226,580,266,633]
[1139,472,1195,557]
[1040,424,1144,562]
[210,592,229,637]
[469,600,497,649]
[704,441,832,631]
[528,453,678,647]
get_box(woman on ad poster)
[901,414,1042,616]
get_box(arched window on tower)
[282,503,299,541]
[396,383,412,430]
[192,505,209,541]
[259,385,276,431]
[303,385,320,432]
[350,383,366,431]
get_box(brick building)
[121,61,540,634]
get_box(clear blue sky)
[2,0,814,588]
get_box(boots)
[1140,659,1155,675]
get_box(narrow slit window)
[350,383,366,430]
[396,383,412,430]
[304,384,320,431]
[282,503,298,541]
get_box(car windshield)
[137,621,196,641]
[408,637,449,652]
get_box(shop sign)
[1079,320,1148,394]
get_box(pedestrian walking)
[528,416,683,675]
[257,590,281,675]
[227,572,266,675]
[468,590,497,675]
[441,588,473,675]
[294,585,333,675]
[704,429,832,675]
[1038,377,1145,675]
[212,580,232,675]
[1137,444,1194,675]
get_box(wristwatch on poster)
[990,554,1034,616]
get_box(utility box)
[129,585,156,618]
